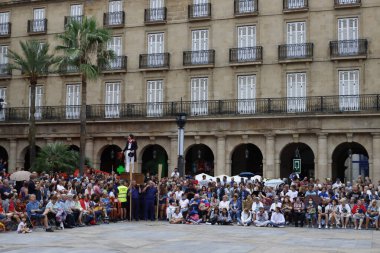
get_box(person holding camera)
[123,134,138,173]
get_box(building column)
[372,134,380,183]
[317,133,328,180]
[85,137,94,167]
[168,135,178,176]
[265,134,275,179]
[8,138,17,173]
[216,134,226,176]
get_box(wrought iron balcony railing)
[278,43,313,61]
[59,64,80,75]
[330,39,368,59]
[229,47,263,64]
[188,3,211,20]
[139,53,170,69]
[144,8,167,24]
[0,64,11,77]
[334,0,361,8]
[183,50,215,67]
[283,0,309,12]
[234,0,258,16]
[27,19,47,34]
[64,15,84,26]
[103,11,125,27]
[0,23,11,37]
[1,94,380,122]
[102,56,127,72]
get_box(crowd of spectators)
[0,167,379,233]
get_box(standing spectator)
[143,180,157,221]
[28,174,37,196]
[128,180,141,221]
[171,168,180,179]
[117,180,128,221]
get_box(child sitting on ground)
[17,216,31,234]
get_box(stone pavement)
[1,222,379,253]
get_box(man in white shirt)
[270,207,285,227]
[332,178,343,190]
[251,197,264,221]
[219,195,230,211]
[57,181,66,193]
[270,196,282,213]
[179,195,189,215]
[199,175,209,188]
[171,168,180,178]
[286,185,298,202]
[174,186,184,200]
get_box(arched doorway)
[24,146,41,171]
[185,144,214,176]
[280,143,315,179]
[100,145,122,174]
[142,145,168,177]
[231,144,263,176]
[332,142,369,182]
[0,146,9,172]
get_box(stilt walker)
[123,134,137,222]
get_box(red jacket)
[352,204,366,214]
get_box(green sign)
[293,159,301,173]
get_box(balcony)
[188,3,211,21]
[27,19,47,34]
[229,47,263,65]
[330,39,367,60]
[0,64,11,78]
[0,23,11,37]
[1,94,380,122]
[139,53,170,71]
[144,8,167,24]
[103,11,125,28]
[59,64,80,75]
[278,43,313,63]
[283,0,309,13]
[334,0,361,9]
[102,56,127,72]
[234,0,258,17]
[183,50,215,68]
[64,15,83,26]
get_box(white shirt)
[219,200,230,211]
[241,211,252,223]
[172,212,183,219]
[171,171,180,178]
[251,202,264,212]
[271,212,285,224]
[179,199,189,209]
[175,191,184,200]
[286,190,298,202]
[57,184,66,192]
[270,202,282,212]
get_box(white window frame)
[105,82,120,118]
[0,45,8,75]
[338,0,358,4]
[191,29,209,64]
[29,86,43,120]
[338,17,359,55]
[66,84,80,119]
[147,80,163,117]
[0,12,10,35]
[108,0,123,25]
[193,0,209,18]
[0,87,6,121]
[339,70,359,111]
[33,8,45,32]
[287,0,306,9]
[237,26,257,61]
[237,75,256,114]
[287,73,307,113]
[238,0,256,13]
[107,36,122,69]
[149,0,165,21]
[70,4,83,16]
[287,22,306,57]
[191,77,208,116]
[147,32,164,67]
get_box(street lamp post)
[176,112,187,177]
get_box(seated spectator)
[269,196,282,214]
[251,197,263,221]
[25,194,52,232]
[254,207,270,227]
[170,208,183,224]
[329,199,340,228]
[166,200,177,221]
[318,199,330,229]
[217,208,232,225]
[219,195,230,211]
[269,207,285,227]
[17,216,31,234]
[179,194,189,217]
[229,194,241,222]
[293,197,305,227]
[338,198,351,229]
[281,196,293,224]
[207,206,220,225]
[238,208,252,226]
[352,199,366,230]
[45,195,66,230]
[305,197,317,228]
[365,200,379,230]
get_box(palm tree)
[7,40,57,169]
[33,142,80,173]
[56,17,114,176]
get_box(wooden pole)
[156,164,162,221]
[129,162,132,222]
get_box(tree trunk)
[79,74,87,176]
[29,80,37,170]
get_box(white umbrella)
[195,173,214,182]
[10,171,31,181]
[264,179,285,189]
[252,175,262,182]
